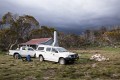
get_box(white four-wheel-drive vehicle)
[9,46,36,59]
[36,45,79,64]
[9,45,79,64]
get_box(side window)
[52,48,58,53]
[46,47,51,52]
[22,47,26,50]
[28,48,34,51]
[38,47,44,51]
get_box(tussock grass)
[0,47,120,80]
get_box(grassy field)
[0,47,120,80]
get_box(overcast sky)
[0,0,120,34]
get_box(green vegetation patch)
[0,48,120,80]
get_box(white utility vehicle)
[36,45,79,64]
[9,46,36,59]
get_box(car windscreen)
[56,47,68,52]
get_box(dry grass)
[0,47,120,80]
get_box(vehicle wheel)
[14,53,19,59]
[39,55,44,62]
[59,58,66,65]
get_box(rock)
[92,63,96,68]
[90,54,109,61]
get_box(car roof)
[37,45,62,48]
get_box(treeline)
[0,12,55,51]
[59,26,120,48]
[0,12,120,51]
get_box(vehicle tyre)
[13,53,19,59]
[59,58,66,65]
[39,55,44,62]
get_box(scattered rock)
[111,74,120,79]
[92,63,97,68]
[43,77,50,80]
[90,54,109,61]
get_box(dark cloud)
[0,0,120,34]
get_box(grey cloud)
[0,0,120,34]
